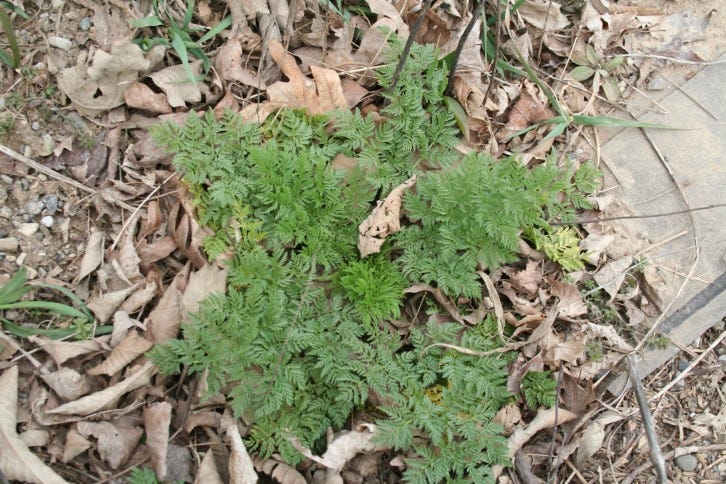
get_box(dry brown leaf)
[0,365,70,483]
[169,197,209,269]
[182,264,227,319]
[508,407,578,458]
[541,330,587,365]
[518,0,569,31]
[495,403,522,433]
[290,423,383,474]
[76,420,143,469]
[240,39,348,123]
[358,176,416,257]
[593,256,633,299]
[149,61,203,108]
[498,80,553,140]
[87,332,153,376]
[195,450,224,484]
[583,322,634,352]
[48,361,155,416]
[19,429,50,447]
[550,280,588,317]
[76,230,105,282]
[117,233,143,282]
[62,426,92,463]
[254,456,306,484]
[87,283,140,323]
[147,264,189,342]
[58,40,150,116]
[123,82,172,114]
[575,420,605,467]
[215,37,265,87]
[110,311,144,347]
[510,261,543,298]
[29,336,101,366]
[579,233,614,265]
[119,280,158,314]
[226,422,258,483]
[40,367,91,401]
[144,401,172,480]
[183,410,220,433]
[365,0,408,37]
[138,236,178,268]
[0,332,20,360]
[404,284,465,324]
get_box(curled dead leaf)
[144,401,172,480]
[86,283,140,323]
[226,421,258,483]
[0,365,69,483]
[61,426,92,463]
[149,61,203,108]
[48,361,155,416]
[358,176,416,257]
[123,82,172,114]
[76,230,105,282]
[87,331,153,376]
[58,40,150,116]
[76,420,143,469]
[182,264,227,319]
[29,336,101,366]
[40,367,91,401]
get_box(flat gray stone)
[602,55,726,394]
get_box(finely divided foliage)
[150,40,597,482]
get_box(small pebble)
[675,454,698,472]
[31,121,40,131]
[3,309,19,321]
[24,199,44,216]
[0,229,7,238]
[0,237,18,252]
[719,354,726,363]
[0,174,12,184]
[79,17,93,31]
[15,252,26,266]
[40,215,54,228]
[42,194,59,213]
[18,222,39,237]
[0,206,12,218]
[677,359,689,372]
[48,36,73,51]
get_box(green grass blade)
[171,29,196,83]
[0,267,30,305]
[0,300,90,320]
[570,115,685,130]
[0,6,20,68]
[182,0,195,29]
[34,282,94,320]
[198,15,232,44]
[1,318,113,339]
[131,15,165,28]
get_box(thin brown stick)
[550,203,726,225]
[626,354,668,483]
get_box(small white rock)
[40,215,54,228]
[18,222,39,237]
[16,252,26,266]
[48,36,73,51]
[0,237,18,252]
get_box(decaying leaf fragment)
[144,401,173,480]
[48,361,155,416]
[76,420,143,469]
[289,423,384,479]
[239,39,349,123]
[58,40,151,116]
[358,176,416,257]
[87,331,153,376]
[0,365,69,483]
